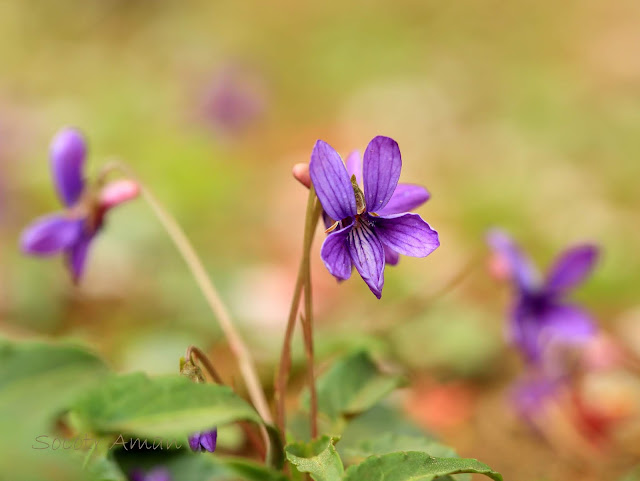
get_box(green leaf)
[311,350,406,420]
[0,339,109,481]
[72,372,262,438]
[285,436,344,481]
[223,458,290,481]
[0,338,109,427]
[86,455,127,481]
[343,433,457,464]
[342,452,503,481]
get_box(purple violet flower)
[129,467,171,481]
[201,64,266,137]
[510,374,562,425]
[310,136,440,298]
[188,428,217,453]
[487,229,600,364]
[20,128,139,282]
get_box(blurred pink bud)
[99,179,140,210]
[487,253,512,282]
[292,163,311,188]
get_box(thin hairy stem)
[186,345,224,384]
[275,187,321,436]
[186,345,266,459]
[99,162,272,451]
[300,195,321,438]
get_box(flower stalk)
[98,161,272,452]
[275,185,322,437]
[183,345,266,459]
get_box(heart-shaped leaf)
[342,452,503,481]
[72,373,262,439]
[285,436,344,481]
[308,351,406,420]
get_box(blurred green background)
[1,1,640,480]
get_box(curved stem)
[274,187,321,436]
[186,345,224,384]
[99,162,272,445]
[186,345,266,459]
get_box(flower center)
[350,175,366,215]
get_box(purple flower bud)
[188,428,217,453]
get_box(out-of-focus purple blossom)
[20,128,139,282]
[188,428,217,453]
[487,229,600,364]
[129,467,171,481]
[310,136,439,298]
[510,374,562,425]
[201,65,266,137]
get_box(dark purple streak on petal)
[309,140,356,222]
[347,221,385,298]
[363,136,402,213]
[373,213,439,258]
[320,219,353,281]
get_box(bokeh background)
[1,1,640,480]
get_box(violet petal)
[486,229,540,292]
[309,140,356,222]
[373,213,439,258]
[20,215,82,256]
[363,136,402,213]
[546,245,599,293]
[188,432,202,452]
[509,298,546,362]
[66,229,94,283]
[344,150,362,186]
[376,183,430,216]
[540,303,597,347]
[347,222,385,298]
[511,376,559,423]
[322,211,335,230]
[199,429,217,452]
[320,220,354,281]
[50,128,87,207]
[384,244,400,266]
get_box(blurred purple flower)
[188,428,217,453]
[310,136,439,298]
[201,65,266,136]
[20,128,139,282]
[129,467,171,481]
[510,374,562,425]
[487,229,600,363]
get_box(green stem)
[275,186,322,437]
[98,161,272,453]
[301,191,322,438]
